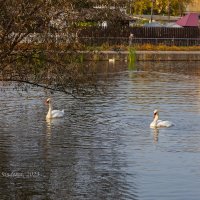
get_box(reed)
[128,48,136,70]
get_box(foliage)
[71,0,94,9]
[131,0,193,16]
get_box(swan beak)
[45,100,49,105]
[153,112,158,119]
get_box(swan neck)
[46,102,53,119]
[154,114,159,124]
[49,102,52,111]
[151,114,159,127]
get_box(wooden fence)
[79,26,200,38]
[78,26,200,46]
[79,37,200,46]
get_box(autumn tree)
[0,0,128,96]
[130,0,193,16]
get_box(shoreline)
[80,51,200,61]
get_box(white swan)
[150,109,174,128]
[108,58,115,63]
[46,98,64,119]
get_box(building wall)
[187,0,200,13]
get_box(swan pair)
[150,109,174,128]
[45,98,174,128]
[46,98,64,119]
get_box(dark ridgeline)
[79,26,200,46]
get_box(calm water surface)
[1,61,200,200]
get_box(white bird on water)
[108,58,115,63]
[46,98,64,119]
[150,109,174,128]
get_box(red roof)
[176,13,199,27]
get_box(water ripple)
[1,62,200,199]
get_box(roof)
[176,13,199,27]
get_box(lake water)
[1,61,200,200]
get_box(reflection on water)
[137,60,200,76]
[1,61,200,199]
[152,128,159,144]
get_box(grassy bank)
[16,43,200,52]
[83,43,200,52]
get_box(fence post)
[129,33,134,46]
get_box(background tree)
[130,0,193,16]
